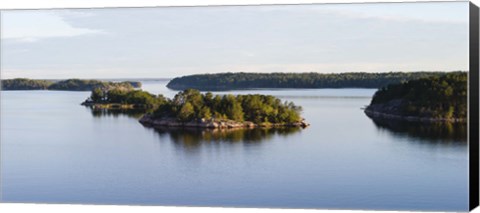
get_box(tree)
[367,72,467,119]
[199,106,212,119]
[178,102,195,121]
[107,89,128,103]
[93,88,304,124]
[126,90,157,106]
[166,72,455,91]
[204,92,213,107]
[91,88,105,102]
[224,95,244,121]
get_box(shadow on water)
[369,117,467,144]
[86,107,148,119]
[147,126,302,151]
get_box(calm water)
[1,80,468,211]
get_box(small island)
[364,72,467,122]
[166,72,452,91]
[82,88,309,129]
[1,78,141,91]
[82,87,161,109]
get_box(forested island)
[82,87,162,109]
[82,88,308,129]
[364,72,467,122]
[166,72,453,91]
[1,78,141,91]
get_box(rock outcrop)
[364,100,465,123]
[139,114,310,129]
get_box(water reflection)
[86,106,303,150]
[370,117,467,144]
[86,107,148,119]
[149,126,302,151]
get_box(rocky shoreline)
[364,109,465,123]
[364,99,466,123]
[139,114,310,129]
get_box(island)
[81,87,161,109]
[364,72,467,122]
[166,72,455,91]
[1,78,142,91]
[82,88,309,129]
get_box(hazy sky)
[0,2,469,79]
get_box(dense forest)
[86,88,163,109]
[1,78,141,91]
[0,78,53,90]
[166,72,453,91]
[86,88,303,124]
[365,72,467,121]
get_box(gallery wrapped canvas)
[0,1,479,212]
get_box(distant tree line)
[1,78,142,91]
[166,72,456,91]
[367,72,467,120]
[88,88,303,124]
[0,78,52,90]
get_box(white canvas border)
[0,0,477,213]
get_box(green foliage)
[368,72,467,119]
[1,78,141,91]
[106,89,129,103]
[89,88,166,109]
[91,88,105,102]
[224,95,244,121]
[178,102,195,121]
[1,78,53,90]
[85,87,304,123]
[166,72,455,91]
[151,89,303,124]
[126,81,142,88]
[48,79,139,91]
[199,106,212,119]
[125,90,159,107]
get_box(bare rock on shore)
[364,101,466,123]
[139,114,310,129]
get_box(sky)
[0,2,470,79]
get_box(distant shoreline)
[1,78,141,91]
[166,71,460,91]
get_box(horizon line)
[0,70,469,80]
